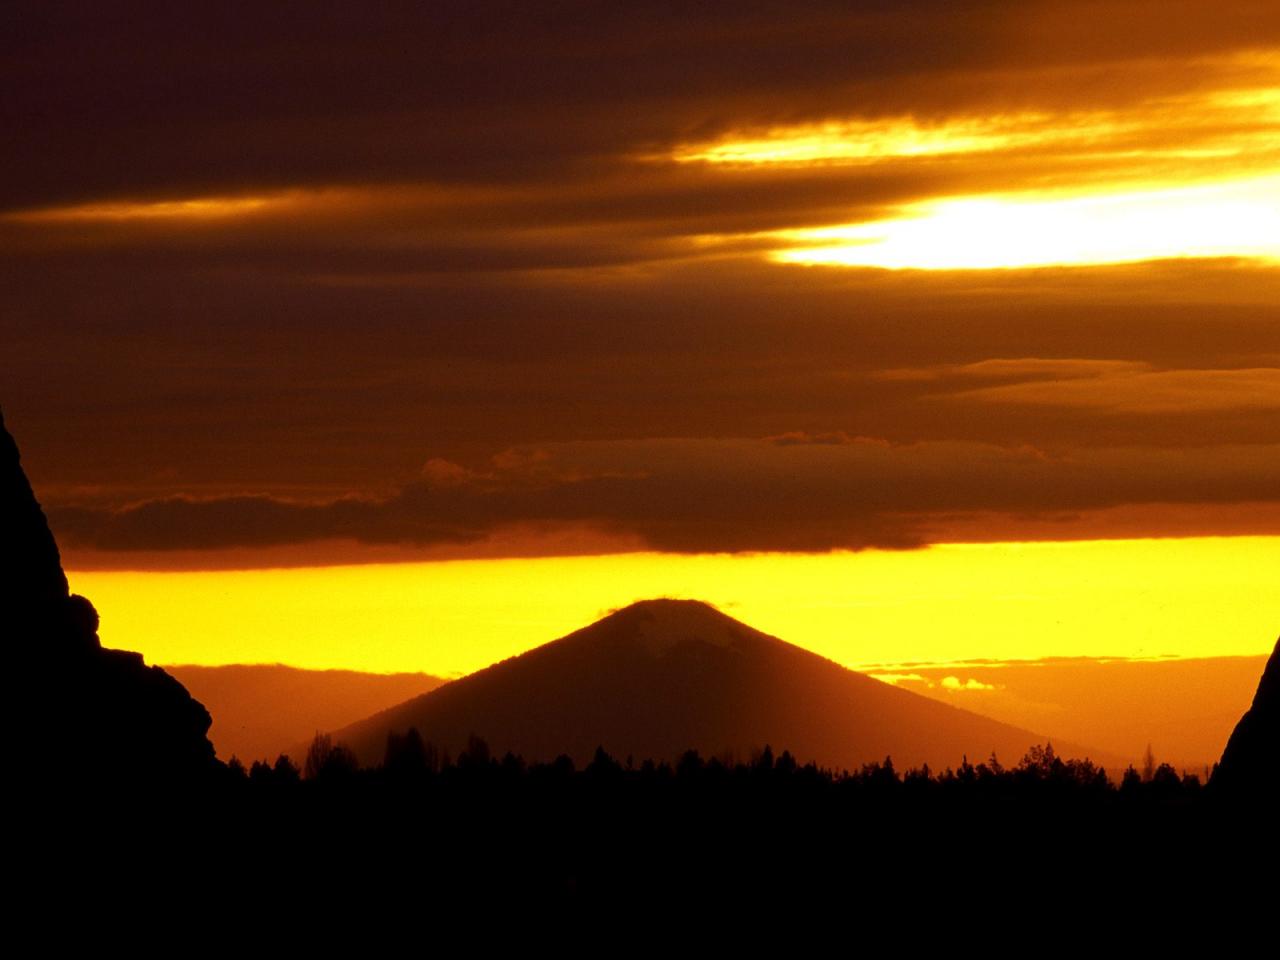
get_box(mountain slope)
[1212,637,1279,797]
[333,598,1114,771]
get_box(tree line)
[220,730,1208,809]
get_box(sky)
[4,2,1278,677]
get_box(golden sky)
[73,538,1277,676]
[3,2,1278,673]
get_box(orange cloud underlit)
[4,195,284,223]
[674,53,1280,170]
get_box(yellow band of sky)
[70,536,1280,678]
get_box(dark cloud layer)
[4,3,1280,562]
[6,1,1280,208]
[47,437,1280,554]
[8,255,1280,561]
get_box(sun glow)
[674,53,1280,270]
[769,175,1280,269]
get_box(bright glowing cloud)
[673,114,1057,166]
[676,52,1280,270]
[940,676,998,692]
[869,673,930,687]
[675,65,1280,170]
[769,175,1280,269]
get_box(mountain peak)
[580,598,768,657]
[613,598,723,616]
[603,598,738,625]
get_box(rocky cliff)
[3,408,219,785]
[1213,639,1279,799]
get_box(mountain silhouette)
[3,408,219,785]
[1212,637,1278,798]
[332,598,1111,771]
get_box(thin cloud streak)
[885,359,1280,413]
[948,367,1280,413]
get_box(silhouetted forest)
[41,731,1258,913]
[211,731,1227,850]
[246,730,1207,807]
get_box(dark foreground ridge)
[1213,637,1279,798]
[3,407,219,785]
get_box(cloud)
[956,367,1280,412]
[877,359,1151,382]
[4,5,1280,566]
[940,676,998,691]
[3,5,1279,274]
[765,431,889,447]
[869,673,931,687]
[912,361,1280,412]
[6,258,1278,534]
[45,436,1280,554]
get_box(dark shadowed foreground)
[27,733,1272,920]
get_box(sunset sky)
[4,2,1277,686]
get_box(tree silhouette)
[273,754,300,783]
[384,728,431,780]
[304,732,357,780]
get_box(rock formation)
[3,407,219,786]
[1212,638,1279,799]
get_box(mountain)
[1212,638,1279,798]
[332,598,1114,771]
[3,407,219,785]
[166,664,443,763]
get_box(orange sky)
[4,3,1279,694]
